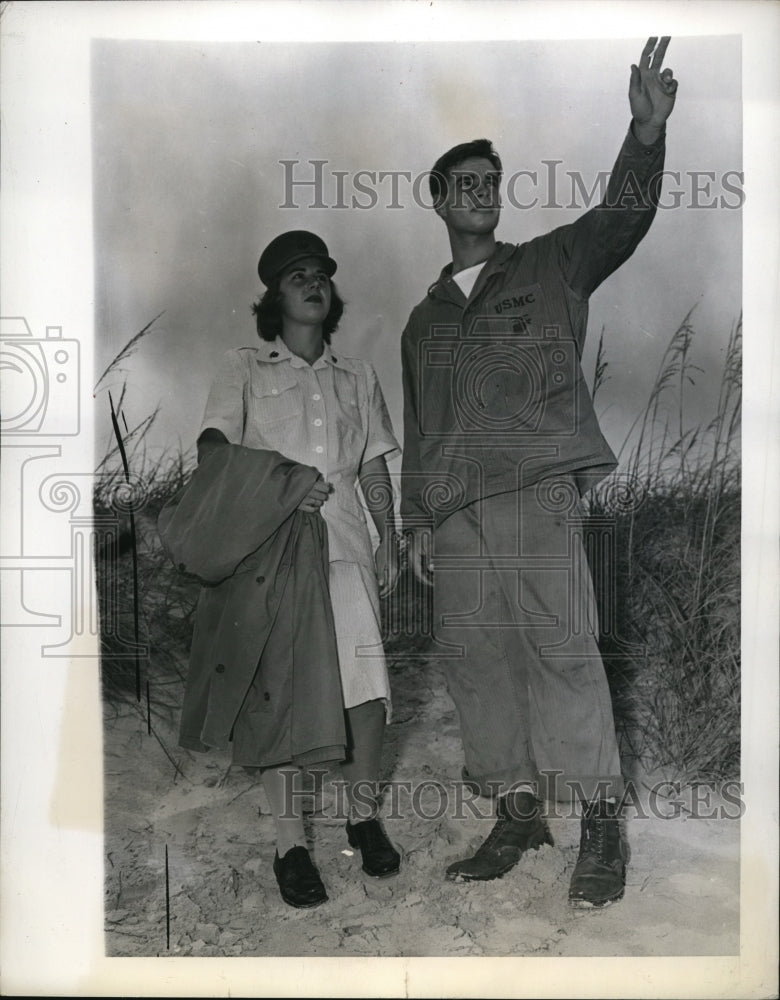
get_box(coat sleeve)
[158,445,320,583]
[554,122,666,303]
[399,319,429,528]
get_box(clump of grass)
[587,314,741,785]
[94,317,198,725]
[95,451,199,723]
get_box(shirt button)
[315,446,324,454]
[313,418,323,427]
[215,663,226,674]
[313,394,321,401]
[271,389,278,395]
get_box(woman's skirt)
[328,559,392,715]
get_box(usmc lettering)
[493,292,536,314]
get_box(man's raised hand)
[630,36,678,142]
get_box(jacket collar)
[256,337,352,372]
[429,241,517,305]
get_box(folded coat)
[157,444,347,768]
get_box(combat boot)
[445,790,553,882]
[568,798,630,908]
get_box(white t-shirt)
[451,261,487,298]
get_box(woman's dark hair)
[251,278,345,343]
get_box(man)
[400,37,677,907]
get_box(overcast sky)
[91,33,742,470]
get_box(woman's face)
[278,257,332,329]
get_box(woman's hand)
[375,534,401,599]
[297,476,333,512]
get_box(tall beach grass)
[587,314,741,784]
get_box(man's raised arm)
[558,36,678,302]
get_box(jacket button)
[263,692,270,701]
[256,575,265,584]
[216,663,226,674]
[269,351,279,358]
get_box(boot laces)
[589,817,607,862]
[478,800,544,855]
[581,804,621,865]
[479,812,511,852]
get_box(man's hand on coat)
[298,476,333,513]
[375,535,401,599]
[630,36,677,143]
[406,528,434,588]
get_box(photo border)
[1,2,777,997]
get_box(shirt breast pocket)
[333,373,362,425]
[481,282,545,336]
[249,368,303,427]
[333,371,366,450]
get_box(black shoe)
[445,791,553,882]
[272,846,328,909]
[346,818,401,878]
[568,799,630,909]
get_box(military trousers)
[431,476,624,803]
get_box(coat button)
[269,351,279,358]
[256,575,265,584]
[263,692,270,701]
[216,663,226,674]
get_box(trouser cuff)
[461,765,540,799]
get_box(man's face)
[278,257,332,328]
[436,156,501,236]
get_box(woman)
[195,230,402,908]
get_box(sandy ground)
[103,643,740,959]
